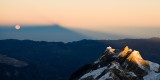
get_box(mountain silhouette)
[0,25,89,42]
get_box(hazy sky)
[0,0,160,28]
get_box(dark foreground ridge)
[0,54,40,80]
[0,38,160,80]
[70,46,160,80]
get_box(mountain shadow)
[70,29,129,40]
[0,25,90,42]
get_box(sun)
[15,25,21,30]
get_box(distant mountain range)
[0,38,160,80]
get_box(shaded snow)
[148,61,160,72]
[98,72,111,80]
[143,71,160,80]
[79,67,107,80]
[126,72,137,77]
[109,62,120,69]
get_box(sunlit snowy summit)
[70,46,160,80]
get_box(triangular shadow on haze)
[0,24,129,42]
[0,24,90,42]
[68,28,130,40]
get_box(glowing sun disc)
[15,25,21,30]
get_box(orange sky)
[0,0,160,29]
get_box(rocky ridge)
[70,46,160,80]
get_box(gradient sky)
[1,0,160,27]
[0,0,160,40]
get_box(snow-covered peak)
[119,46,132,57]
[106,46,112,50]
[106,46,115,54]
[72,46,160,80]
[128,50,142,59]
[127,50,145,63]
